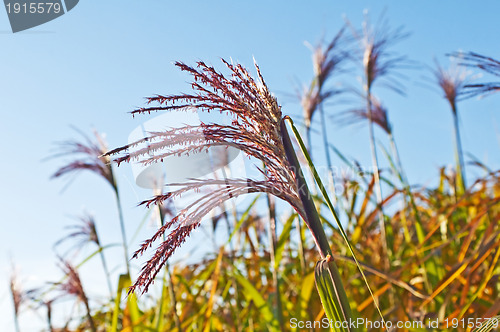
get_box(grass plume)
[105,59,308,293]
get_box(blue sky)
[1,1,500,330]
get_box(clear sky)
[2,1,500,330]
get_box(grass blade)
[315,256,355,332]
[231,267,280,332]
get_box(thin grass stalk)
[385,134,410,241]
[266,193,284,331]
[387,133,424,240]
[97,243,114,297]
[112,184,131,276]
[452,104,467,193]
[304,124,318,196]
[220,164,238,235]
[11,299,21,332]
[365,86,390,268]
[154,273,167,331]
[319,103,337,200]
[384,133,436,294]
[80,285,97,332]
[302,29,346,196]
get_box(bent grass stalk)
[280,118,355,331]
[284,116,387,329]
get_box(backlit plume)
[105,59,305,293]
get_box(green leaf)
[274,212,296,268]
[111,274,128,332]
[231,268,280,332]
[111,273,140,332]
[297,272,315,321]
[314,257,355,332]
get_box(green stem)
[452,105,466,193]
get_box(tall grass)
[9,15,500,332]
[431,60,470,194]
[51,129,131,275]
[347,13,409,270]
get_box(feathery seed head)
[301,28,347,126]
[51,129,115,189]
[106,59,305,293]
[432,59,470,112]
[342,95,391,134]
[55,213,100,254]
[56,259,88,304]
[453,52,500,99]
[348,13,408,93]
